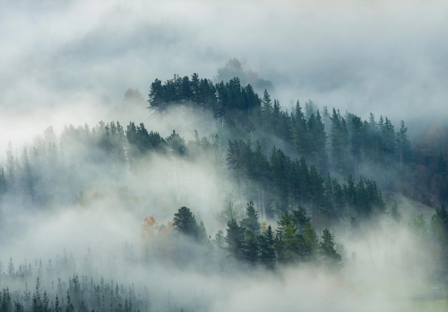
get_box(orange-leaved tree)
[141,216,159,249]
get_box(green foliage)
[318,229,343,272]
[243,230,259,265]
[173,207,200,241]
[225,218,245,260]
[259,225,276,269]
[431,205,448,266]
[303,222,319,261]
[292,206,310,231]
[241,201,261,235]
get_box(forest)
[0,68,447,311]
[3,0,448,311]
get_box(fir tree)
[225,218,245,260]
[241,201,261,235]
[243,230,259,265]
[318,229,342,272]
[173,207,199,240]
[258,225,276,269]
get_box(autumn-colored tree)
[141,216,159,248]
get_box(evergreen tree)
[0,167,7,199]
[197,220,208,245]
[431,205,448,267]
[225,218,245,260]
[274,233,286,264]
[262,89,273,114]
[292,206,310,231]
[318,229,342,272]
[243,230,259,265]
[303,222,319,261]
[282,224,302,263]
[173,207,199,240]
[258,225,276,269]
[241,201,261,235]
[395,120,413,171]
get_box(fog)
[0,113,440,311]
[0,0,446,311]
[1,0,448,148]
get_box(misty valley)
[0,69,447,312]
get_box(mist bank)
[0,117,446,311]
[0,201,443,312]
[1,0,447,141]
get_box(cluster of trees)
[0,122,222,210]
[0,256,152,312]
[222,202,342,270]
[0,72,444,216]
[148,73,448,207]
[226,139,386,225]
[139,203,448,277]
[412,122,448,206]
[141,204,342,272]
[412,205,448,273]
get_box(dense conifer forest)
[0,69,448,311]
[3,1,448,311]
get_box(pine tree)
[197,220,208,245]
[258,225,276,269]
[1,288,11,312]
[431,205,448,267]
[276,211,294,236]
[395,120,413,171]
[350,116,364,175]
[274,233,286,264]
[283,224,301,263]
[225,218,245,260]
[318,229,342,272]
[303,222,319,261]
[0,167,7,199]
[241,201,261,235]
[65,292,74,312]
[292,206,310,231]
[173,207,199,240]
[54,296,62,312]
[243,230,259,265]
[262,89,273,114]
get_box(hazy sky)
[1,0,447,149]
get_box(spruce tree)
[262,89,273,114]
[241,201,261,235]
[431,205,448,267]
[173,207,199,240]
[258,225,276,269]
[243,230,259,265]
[274,233,286,264]
[318,229,342,272]
[292,206,310,231]
[225,218,245,260]
[303,222,319,261]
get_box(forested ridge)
[0,72,448,311]
[148,73,447,206]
